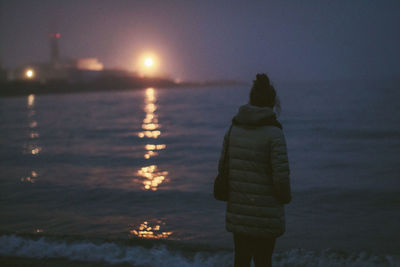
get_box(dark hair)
[249,73,276,108]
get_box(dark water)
[1,81,400,266]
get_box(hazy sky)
[1,0,399,81]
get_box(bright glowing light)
[25,69,35,79]
[144,58,154,68]
[137,54,159,76]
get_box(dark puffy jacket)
[218,104,291,238]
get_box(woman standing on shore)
[218,73,291,267]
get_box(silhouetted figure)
[218,74,291,267]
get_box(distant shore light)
[137,53,159,76]
[144,58,154,68]
[25,69,35,79]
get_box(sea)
[0,80,399,266]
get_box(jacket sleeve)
[270,131,292,204]
[217,132,229,174]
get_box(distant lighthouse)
[49,32,61,66]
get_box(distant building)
[10,32,105,84]
[76,58,103,71]
[49,32,61,67]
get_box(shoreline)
[0,80,246,98]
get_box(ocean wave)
[0,234,399,267]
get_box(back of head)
[249,73,276,108]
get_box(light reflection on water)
[22,94,40,183]
[20,170,38,183]
[137,165,168,191]
[138,88,162,140]
[144,144,166,159]
[129,220,172,239]
[24,94,42,156]
[138,130,161,138]
[27,94,35,108]
[136,88,168,191]
[21,91,174,238]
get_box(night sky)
[1,0,399,81]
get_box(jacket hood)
[232,104,282,129]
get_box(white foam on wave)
[0,234,231,267]
[274,249,399,267]
[0,235,398,267]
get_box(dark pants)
[233,234,276,267]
